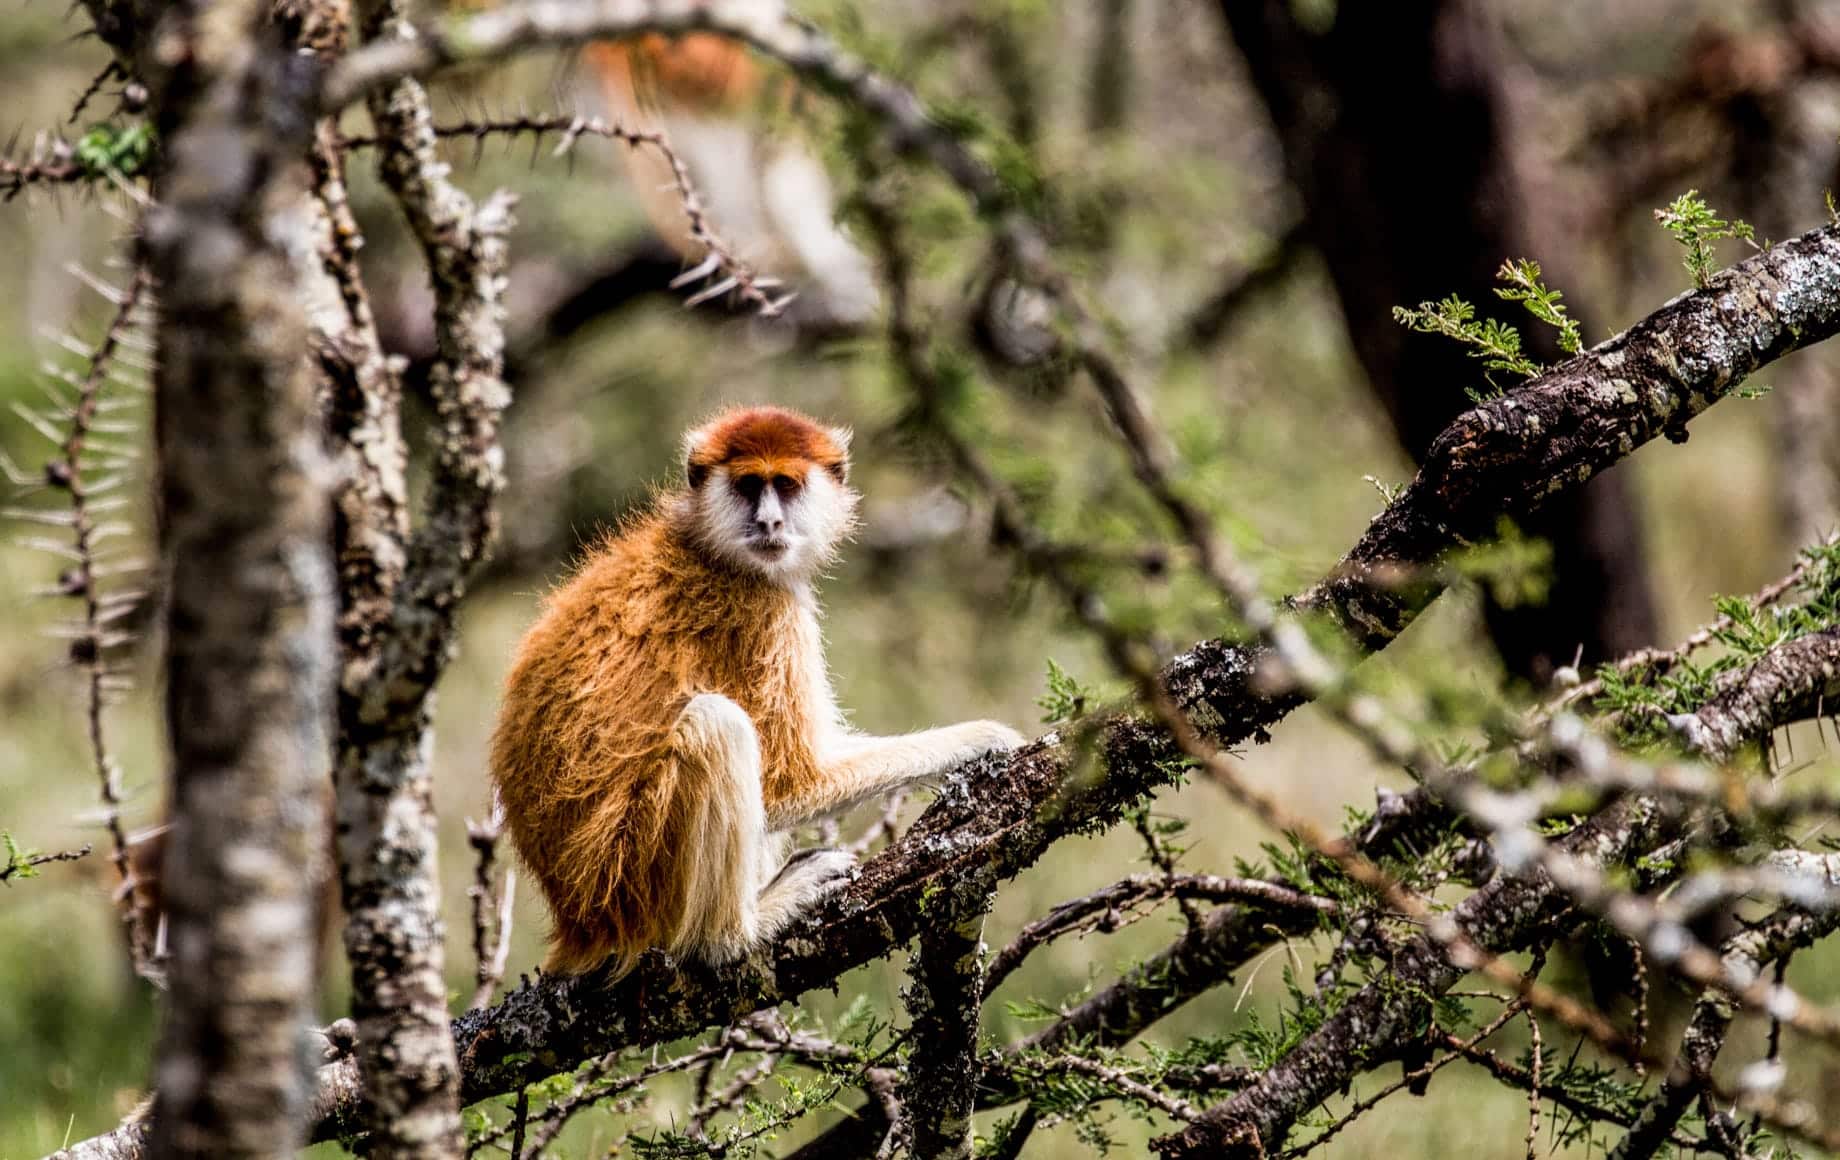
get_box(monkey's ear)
[825,426,852,483]
[683,425,714,489]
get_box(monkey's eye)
[772,474,803,499]
[732,474,766,503]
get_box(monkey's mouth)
[747,538,791,558]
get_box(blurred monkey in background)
[583,28,882,331]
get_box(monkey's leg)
[767,720,1026,829]
[669,693,850,962]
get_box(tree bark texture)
[324,2,515,1150]
[902,875,995,1160]
[138,0,335,1154]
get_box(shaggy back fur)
[489,407,856,974]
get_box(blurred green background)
[4,1,1839,1156]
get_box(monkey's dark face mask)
[691,463,859,584]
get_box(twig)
[1280,1000,1528,1159]
[67,61,124,125]
[508,1086,528,1160]
[0,140,85,200]
[1015,1052,1199,1123]
[984,872,1335,996]
[467,807,516,1010]
[0,841,92,883]
[1538,532,1836,718]
[1525,1011,1543,1160]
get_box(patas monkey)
[489,406,1024,975]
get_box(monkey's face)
[683,407,860,584]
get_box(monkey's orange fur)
[582,35,772,119]
[490,409,846,975]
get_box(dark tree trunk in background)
[1727,9,1840,547]
[137,0,335,1153]
[1217,0,1660,682]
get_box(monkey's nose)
[755,516,785,535]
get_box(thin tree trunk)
[140,0,335,1153]
[319,2,516,1153]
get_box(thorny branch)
[4,265,160,982]
[0,842,93,883]
[342,112,787,314]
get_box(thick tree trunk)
[1731,48,1840,547]
[1217,0,1660,681]
[139,0,335,1154]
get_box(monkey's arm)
[767,721,1024,829]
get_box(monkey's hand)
[775,845,856,890]
[959,720,1027,755]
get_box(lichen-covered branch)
[322,0,517,1153]
[134,0,336,1150]
[1302,221,1840,650]
[1668,625,1840,760]
[902,873,994,1160]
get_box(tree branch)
[1612,879,1840,1160]
[1153,800,1665,1158]
[54,3,1840,1153]
[1668,625,1840,760]
[902,870,995,1160]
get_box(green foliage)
[1534,1052,1650,1152]
[1129,806,1191,867]
[1446,518,1553,611]
[1038,657,1094,724]
[1007,1050,1166,1153]
[1395,259,1589,401]
[459,1105,494,1147]
[1362,474,1404,505]
[72,122,154,178]
[1,831,41,882]
[1392,294,1539,391]
[1219,966,1344,1070]
[1493,258,1581,356]
[1654,190,1756,289]
[978,1109,1035,1158]
[627,1072,847,1159]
